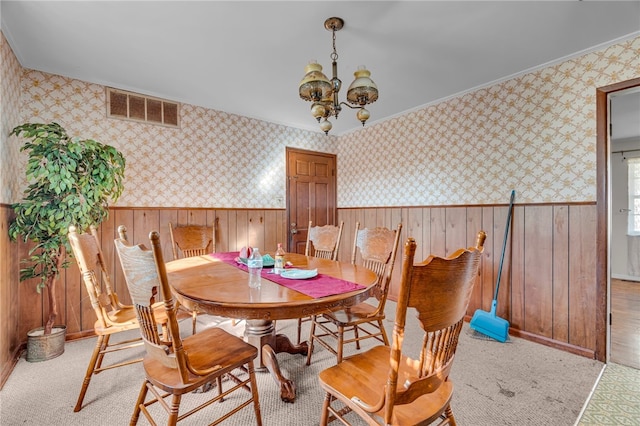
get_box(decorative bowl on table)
[235,254,275,268]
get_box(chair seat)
[323,302,382,326]
[318,345,454,425]
[143,327,258,393]
[94,307,139,334]
[98,303,179,335]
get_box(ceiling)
[1,1,639,136]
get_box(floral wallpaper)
[8,69,335,208]
[1,31,639,208]
[0,31,22,203]
[337,35,640,206]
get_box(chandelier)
[298,17,378,135]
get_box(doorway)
[285,148,337,254]
[609,88,640,369]
[596,77,640,364]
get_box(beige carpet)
[0,301,603,425]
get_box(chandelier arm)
[338,101,361,110]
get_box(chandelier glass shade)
[298,17,378,135]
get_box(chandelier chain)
[331,28,338,61]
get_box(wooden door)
[286,148,337,254]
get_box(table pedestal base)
[244,319,308,402]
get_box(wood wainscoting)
[3,202,599,381]
[337,203,597,359]
[0,204,20,388]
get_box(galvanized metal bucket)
[26,325,66,362]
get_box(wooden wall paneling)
[552,206,570,342]
[523,205,554,338]
[421,208,432,261]
[465,207,484,317]
[568,204,597,352]
[445,207,467,256]
[234,210,248,251]
[336,209,355,263]
[159,209,178,260]
[0,207,10,371]
[247,210,265,251]
[53,254,69,333]
[389,208,403,297]
[215,210,229,253]
[510,205,526,329]
[132,209,160,246]
[263,210,278,252]
[384,207,399,226]
[389,208,402,231]
[479,206,495,313]
[376,207,387,228]
[345,210,357,264]
[466,207,483,247]
[370,208,381,228]
[494,204,513,320]
[62,235,82,335]
[17,239,42,339]
[276,209,287,252]
[0,205,21,384]
[95,212,117,332]
[177,209,189,224]
[363,208,378,230]
[187,209,207,225]
[206,209,217,253]
[430,207,446,257]
[404,207,423,256]
[335,209,346,261]
[100,211,117,294]
[228,210,239,252]
[4,203,604,377]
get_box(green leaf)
[9,122,126,290]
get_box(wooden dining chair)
[68,225,168,412]
[304,220,344,260]
[168,221,215,333]
[114,226,262,426]
[295,220,345,344]
[306,222,402,365]
[169,222,215,259]
[318,231,486,426]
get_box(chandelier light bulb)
[311,102,326,121]
[319,119,332,135]
[356,107,370,125]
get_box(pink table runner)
[210,252,365,299]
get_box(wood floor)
[611,278,640,369]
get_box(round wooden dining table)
[165,252,377,403]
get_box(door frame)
[596,77,640,362]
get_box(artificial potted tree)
[9,122,125,361]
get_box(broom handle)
[493,190,515,301]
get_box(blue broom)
[470,189,515,342]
